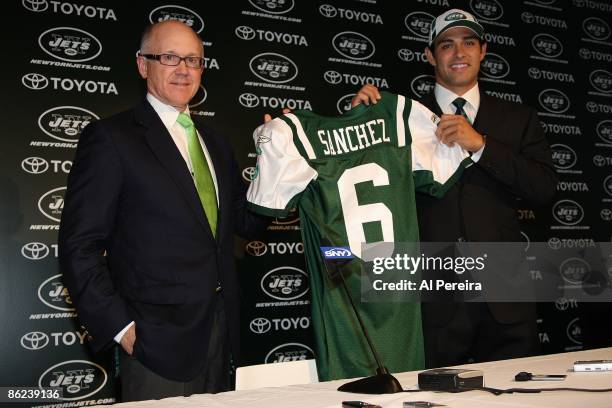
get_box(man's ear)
[424,46,437,67]
[479,42,488,62]
[136,56,148,79]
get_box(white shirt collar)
[146,93,190,130]
[434,82,480,119]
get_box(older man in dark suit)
[59,20,264,401]
[352,9,557,368]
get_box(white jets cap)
[428,8,485,47]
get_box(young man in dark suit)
[352,9,557,368]
[59,20,264,401]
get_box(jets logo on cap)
[445,12,467,21]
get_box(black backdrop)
[2,0,612,405]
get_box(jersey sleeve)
[246,117,318,217]
[408,99,472,198]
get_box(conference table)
[99,347,612,408]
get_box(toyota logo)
[250,317,271,334]
[235,25,256,40]
[593,155,606,167]
[242,166,257,182]
[548,237,562,250]
[319,4,337,18]
[528,67,542,80]
[579,48,591,59]
[586,101,598,113]
[246,241,268,256]
[601,209,612,221]
[21,332,49,350]
[323,70,342,84]
[22,73,48,90]
[239,93,260,108]
[521,12,535,24]
[397,49,413,62]
[555,298,570,311]
[23,0,48,12]
[21,242,50,260]
[22,157,49,174]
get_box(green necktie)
[176,112,218,237]
[452,97,471,124]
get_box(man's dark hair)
[427,37,486,55]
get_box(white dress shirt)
[114,93,219,344]
[434,83,485,162]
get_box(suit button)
[457,236,466,242]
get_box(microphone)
[320,245,403,394]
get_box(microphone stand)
[326,259,403,394]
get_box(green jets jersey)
[247,92,470,381]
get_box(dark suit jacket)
[59,99,263,381]
[418,89,557,324]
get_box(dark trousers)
[119,295,232,402]
[423,302,539,369]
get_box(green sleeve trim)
[279,115,310,161]
[403,97,413,146]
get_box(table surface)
[99,347,612,408]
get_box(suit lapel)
[134,100,214,239]
[422,94,444,117]
[472,90,494,136]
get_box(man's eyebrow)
[438,35,479,44]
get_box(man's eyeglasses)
[139,53,204,69]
